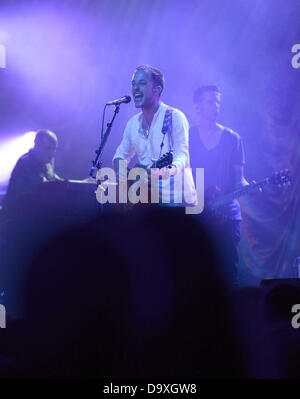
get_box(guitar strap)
[159,106,174,202]
[161,107,173,152]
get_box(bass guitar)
[204,169,292,223]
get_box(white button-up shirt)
[113,102,196,205]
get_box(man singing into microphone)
[112,64,196,208]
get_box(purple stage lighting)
[0,131,36,183]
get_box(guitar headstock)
[152,151,173,169]
[269,169,292,187]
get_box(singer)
[112,64,196,206]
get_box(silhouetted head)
[33,129,58,164]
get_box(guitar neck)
[209,178,270,209]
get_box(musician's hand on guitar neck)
[250,180,262,194]
[236,179,262,195]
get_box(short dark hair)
[193,85,221,104]
[135,64,165,93]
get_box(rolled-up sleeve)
[171,110,190,172]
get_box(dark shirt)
[2,149,60,213]
[189,126,245,220]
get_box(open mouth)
[134,93,143,101]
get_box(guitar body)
[111,151,174,209]
[203,186,232,224]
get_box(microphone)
[106,95,131,106]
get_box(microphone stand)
[89,104,120,178]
